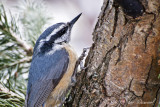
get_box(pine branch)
[0,83,24,107]
[0,0,51,106]
[0,57,32,71]
[9,30,33,55]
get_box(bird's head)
[33,13,81,55]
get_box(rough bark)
[66,0,160,107]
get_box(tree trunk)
[66,0,160,106]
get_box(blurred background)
[1,0,103,55]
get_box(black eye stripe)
[58,26,68,36]
[47,26,68,43]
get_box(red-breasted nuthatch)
[25,13,82,107]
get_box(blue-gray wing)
[25,49,69,107]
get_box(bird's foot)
[78,47,90,70]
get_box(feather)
[25,48,69,107]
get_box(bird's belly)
[45,44,78,107]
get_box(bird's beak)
[69,13,82,27]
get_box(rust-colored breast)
[45,43,77,107]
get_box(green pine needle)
[0,0,51,106]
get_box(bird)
[25,13,82,107]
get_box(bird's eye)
[61,29,66,34]
[59,27,68,36]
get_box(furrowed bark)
[66,0,160,107]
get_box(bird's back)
[25,47,70,107]
[45,43,78,107]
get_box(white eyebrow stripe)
[39,39,46,42]
[37,24,66,53]
[37,41,44,52]
[46,24,65,41]
[39,24,65,43]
